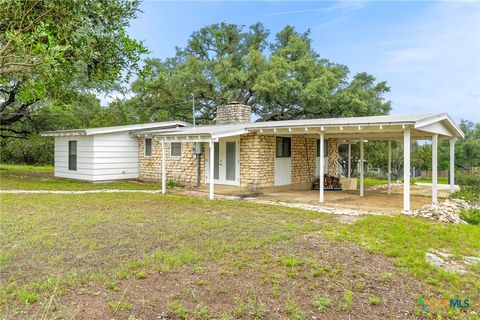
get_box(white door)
[205,138,240,186]
[274,137,292,186]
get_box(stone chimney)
[216,101,251,124]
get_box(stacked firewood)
[313,174,342,190]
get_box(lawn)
[0,164,161,190]
[1,166,479,319]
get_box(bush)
[452,186,480,202]
[456,173,480,187]
[459,209,480,225]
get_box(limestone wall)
[327,138,339,176]
[291,135,317,185]
[239,133,275,189]
[138,138,204,186]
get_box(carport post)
[360,140,364,197]
[449,138,455,193]
[432,134,438,204]
[319,132,324,203]
[209,140,215,200]
[387,140,392,195]
[403,127,411,212]
[161,139,166,194]
[347,143,351,178]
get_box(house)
[42,102,464,212]
[41,121,187,181]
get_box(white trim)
[387,140,392,195]
[403,128,411,212]
[209,140,214,200]
[161,140,166,194]
[432,134,438,204]
[450,139,455,194]
[360,140,364,197]
[319,133,324,203]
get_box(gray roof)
[41,121,188,137]
[137,113,464,139]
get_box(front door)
[205,138,240,185]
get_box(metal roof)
[41,121,188,137]
[137,113,464,140]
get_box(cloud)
[376,1,480,122]
[263,0,367,17]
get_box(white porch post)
[387,140,392,195]
[347,143,351,178]
[403,127,411,212]
[432,134,438,204]
[161,140,166,194]
[209,140,215,200]
[450,138,455,193]
[319,133,325,203]
[360,140,364,197]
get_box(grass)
[361,176,448,188]
[459,209,480,225]
[415,176,448,184]
[1,164,479,318]
[0,164,162,190]
[329,215,480,297]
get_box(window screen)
[145,138,152,156]
[276,137,291,158]
[317,139,329,157]
[68,141,77,171]
[171,142,182,157]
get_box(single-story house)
[41,121,187,181]
[42,103,464,212]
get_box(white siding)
[53,132,139,181]
[54,136,95,180]
[92,132,139,181]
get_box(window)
[170,142,182,157]
[317,139,329,157]
[145,138,152,156]
[276,137,291,158]
[68,141,77,171]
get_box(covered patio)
[150,113,464,213]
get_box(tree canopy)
[0,0,147,138]
[127,22,391,123]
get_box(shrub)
[166,180,182,188]
[312,296,332,311]
[456,173,480,187]
[452,186,480,202]
[368,296,381,306]
[459,209,480,225]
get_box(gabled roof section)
[41,121,189,137]
[141,113,464,140]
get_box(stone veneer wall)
[216,103,251,124]
[138,137,204,186]
[239,133,275,189]
[327,139,339,176]
[291,135,317,185]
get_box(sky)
[115,0,480,123]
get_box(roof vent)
[216,102,251,125]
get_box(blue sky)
[117,0,480,123]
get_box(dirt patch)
[11,235,437,319]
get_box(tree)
[129,23,391,123]
[0,0,147,137]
